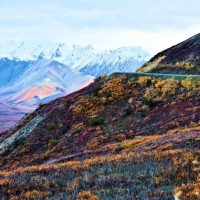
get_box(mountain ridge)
[138,33,200,74]
[0,41,151,76]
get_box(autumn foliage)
[0,74,199,199]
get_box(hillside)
[0,73,199,199]
[138,33,200,74]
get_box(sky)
[0,0,200,54]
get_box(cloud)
[0,0,200,53]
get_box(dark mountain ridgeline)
[138,33,200,74]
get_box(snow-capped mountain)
[78,47,150,76]
[0,41,151,76]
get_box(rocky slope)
[138,33,200,74]
[0,73,199,199]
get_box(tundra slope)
[138,33,200,74]
[0,73,199,199]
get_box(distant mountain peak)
[0,41,152,76]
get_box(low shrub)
[48,123,56,130]
[49,137,58,146]
[142,98,156,108]
[89,117,105,126]
[76,191,99,200]
[72,123,85,133]
[137,76,152,87]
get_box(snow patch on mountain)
[0,41,152,76]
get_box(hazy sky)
[0,0,200,54]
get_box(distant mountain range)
[0,59,93,133]
[0,41,151,76]
[0,59,93,107]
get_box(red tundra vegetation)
[0,73,199,199]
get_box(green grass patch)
[89,117,105,126]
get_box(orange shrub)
[25,190,48,199]
[73,97,103,116]
[154,78,179,97]
[98,75,129,103]
[181,77,196,91]
[76,191,99,200]
[137,76,152,87]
